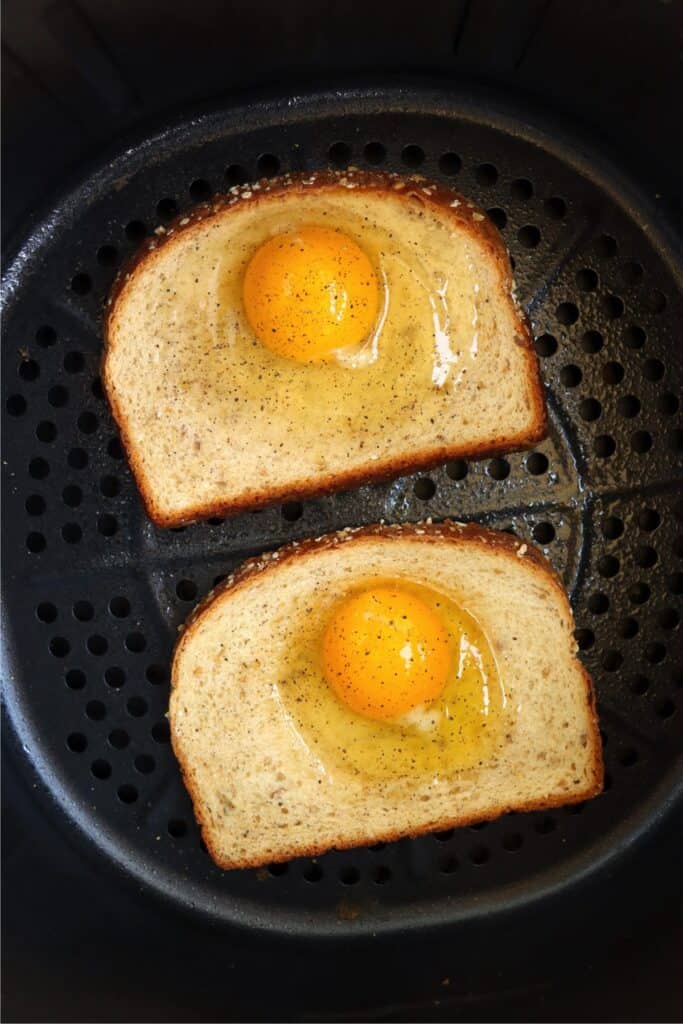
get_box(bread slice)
[104,169,545,527]
[170,522,602,869]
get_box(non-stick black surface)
[2,87,682,936]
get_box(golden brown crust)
[103,169,547,527]
[170,521,603,869]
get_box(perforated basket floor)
[3,86,682,935]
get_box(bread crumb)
[517,544,528,557]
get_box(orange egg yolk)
[321,585,451,720]
[242,226,379,362]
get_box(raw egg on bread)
[105,168,544,526]
[278,577,505,780]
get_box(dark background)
[3,1,683,1020]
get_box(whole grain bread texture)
[104,169,546,527]
[170,521,602,869]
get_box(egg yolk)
[242,226,379,362]
[322,585,451,720]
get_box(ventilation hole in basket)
[487,458,510,480]
[135,754,155,774]
[27,531,46,553]
[535,333,557,357]
[91,759,111,780]
[637,508,661,533]
[109,596,130,618]
[446,459,467,480]
[127,696,148,717]
[7,394,26,416]
[623,324,646,349]
[598,555,619,578]
[646,642,666,664]
[125,632,146,653]
[502,832,523,852]
[105,666,126,689]
[61,485,81,508]
[619,617,639,639]
[526,452,548,475]
[475,163,497,186]
[658,392,679,415]
[669,573,683,595]
[595,234,617,258]
[36,421,56,443]
[36,324,57,347]
[535,816,556,834]
[544,196,566,218]
[48,385,68,408]
[581,330,603,354]
[156,197,178,221]
[602,650,623,672]
[73,600,94,622]
[61,522,82,544]
[304,862,324,883]
[109,728,129,749]
[510,178,533,200]
[85,699,106,721]
[225,164,248,187]
[176,579,198,601]
[560,364,582,387]
[26,495,45,515]
[574,628,595,650]
[64,351,85,374]
[486,207,507,230]
[557,302,579,325]
[629,581,651,605]
[267,862,287,877]
[65,669,86,690]
[67,732,87,753]
[595,435,616,458]
[619,259,643,285]
[469,845,490,866]
[588,593,609,615]
[439,855,458,874]
[631,674,649,695]
[602,516,623,540]
[146,664,167,685]
[414,477,436,500]
[601,363,625,388]
[434,829,455,842]
[658,608,679,630]
[125,220,147,242]
[644,289,667,313]
[532,522,555,544]
[643,357,665,382]
[601,295,624,319]
[257,153,280,177]
[339,866,360,886]
[87,635,108,656]
[619,747,638,767]
[281,501,303,521]
[401,144,425,167]
[363,141,386,165]
[518,225,540,248]
[67,448,88,470]
[213,574,227,588]
[635,545,657,569]
[36,602,58,624]
[631,431,652,454]
[152,720,170,743]
[656,699,676,719]
[97,245,118,267]
[49,636,69,657]
[616,395,640,419]
[70,273,92,296]
[576,268,598,291]
[189,179,212,202]
[19,357,40,382]
[438,151,461,175]
[579,398,601,421]
[77,411,98,435]
[117,784,138,804]
[328,141,351,166]
[29,457,49,480]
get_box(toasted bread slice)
[170,522,602,869]
[104,170,545,527]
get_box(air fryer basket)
[2,87,682,936]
